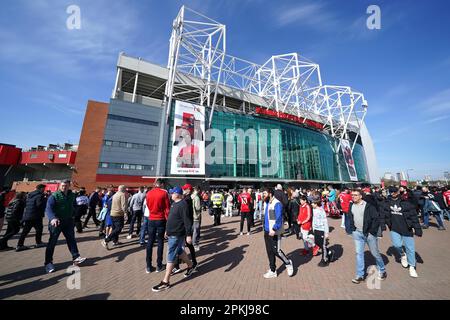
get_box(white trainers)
[73,257,86,266]
[409,266,418,278]
[401,254,408,268]
[240,232,243,236]
[286,260,294,277]
[263,270,277,279]
[126,235,133,240]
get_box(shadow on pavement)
[73,293,111,300]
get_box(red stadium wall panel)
[0,144,22,165]
[20,151,76,165]
[71,100,110,192]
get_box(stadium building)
[72,6,379,191]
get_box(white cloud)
[424,115,450,124]
[422,88,450,114]
[274,1,339,31]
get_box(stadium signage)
[254,107,324,131]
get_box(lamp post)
[406,168,414,182]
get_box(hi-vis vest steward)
[211,193,224,208]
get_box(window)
[104,140,113,146]
[100,163,108,168]
[58,153,67,158]
[129,164,136,170]
[136,165,143,170]
[107,114,158,126]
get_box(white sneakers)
[409,266,418,278]
[263,270,277,279]
[401,254,408,268]
[286,260,294,277]
[126,235,133,240]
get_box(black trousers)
[314,230,329,262]
[264,232,290,272]
[129,209,143,235]
[291,221,300,238]
[17,218,43,247]
[213,207,222,226]
[105,216,124,244]
[84,207,100,227]
[240,211,251,233]
[74,206,87,232]
[0,220,21,248]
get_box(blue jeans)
[45,219,80,265]
[443,209,450,220]
[352,230,386,278]
[140,216,149,244]
[390,231,416,267]
[146,219,166,268]
[167,235,185,264]
[423,200,444,227]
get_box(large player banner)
[170,100,205,175]
[341,139,358,182]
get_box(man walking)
[83,187,101,228]
[44,181,86,273]
[421,186,445,230]
[127,186,146,239]
[262,188,294,279]
[16,184,47,251]
[145,179,170,273]
[152,187,196,292]
[347,189,387,284]
[382,186,422,278]
[101,185,128,250]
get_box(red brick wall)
[72,100,109,192]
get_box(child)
[311,198,334,267]
[298,195,313,255]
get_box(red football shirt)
[238,193,253,213]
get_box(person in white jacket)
[312,198,334,267]
[139,197,150,246]
[225,192,234,217]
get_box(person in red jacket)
[238,188,253,235]
[339,187,352,234]
[298,195,313,256]
[145,179,170,273]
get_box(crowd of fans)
[0,181,449,290]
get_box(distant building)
[384,172,395,181]
[424,175,432,182]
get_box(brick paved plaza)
[1,212,449,300]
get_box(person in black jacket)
[347,189,387,284]
[382,186,422,278]
[288,191,301,239]
[16,185,47,251]
[0,192,26,250]
[83,187,101,228]
[152,187,195,292]
[421,186,445,230]
[172,184,198,273]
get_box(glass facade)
[166,105,368,182]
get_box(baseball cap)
[182,183,193,191]
[169,186,183,195]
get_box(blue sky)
[0,0,449,180]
